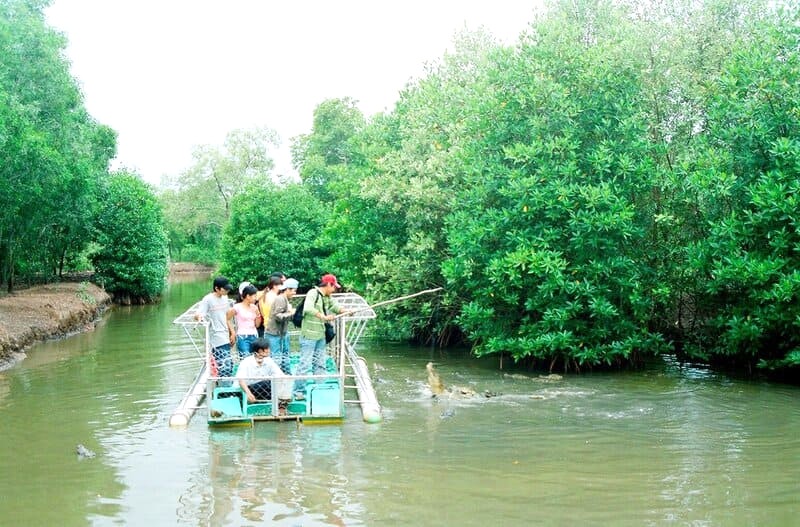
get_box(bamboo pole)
[335,287,443,318]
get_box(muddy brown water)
[0,275,798,526]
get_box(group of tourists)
[195,272,349,412]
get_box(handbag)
[324,322,336,343]
[321,294,336,343]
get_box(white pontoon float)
[169,292,381,427]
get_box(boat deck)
[170,292,382,427]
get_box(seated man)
[235,338,288,409]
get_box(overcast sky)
[46,1,540,186]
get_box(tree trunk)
[5,238,14,293]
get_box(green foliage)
[684,18,800,368]
[172,0,800,376]
[159,128,279,263]
[0,0,116,289]
[218,182,331,288]
[441,5,669,369]
[92,171,169,302]
[291,96,442,340]
[291,98,365,201]
[343,32,506,344]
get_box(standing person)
[228,283,261,360]
[195,276,235,379]
[264,278,298,374]
[235,339,288,409]
[256,275,282,338]
[294,274,349,398]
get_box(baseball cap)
[280,278,299,290]
[320,274,341,289]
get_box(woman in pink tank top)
[227,283,261,359]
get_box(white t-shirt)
[236,355,285,383]
[197,292,232,348]
[236,354,291,399]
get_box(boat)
[169,292,382,427]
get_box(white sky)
[46,1,541,186]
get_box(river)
[0,275,798,526]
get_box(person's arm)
[314,291,337,321]
[236,360,257,402]
[226,306,237,345]
[274,297,295,321]
[304,289,327,321]
[195,297,208,321]
[257,293,268,318]
[253,303,263,327]
[328,296,351,317]
[268,358,286,378]
[239,378,256,403]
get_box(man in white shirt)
[195,276,235,378]
[235,338,288,404]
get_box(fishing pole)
[334,287,444,318]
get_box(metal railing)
[172,292,378,423]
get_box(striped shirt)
[300,287,341,340]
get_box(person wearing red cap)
[294,273,347,398]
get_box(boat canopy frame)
[170,292,380,426]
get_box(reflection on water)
[184,425,353,526]
[0,276,799,526]
[0,372,10,408]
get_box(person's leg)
[211,344,233,379]
[236,335,256,360]
[295,336,315,397]
[266,334,287,374]
[312,338,328,375]
[280,334,292,373]
[249,380,272,401]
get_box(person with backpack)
[293,273,349,399]
[264,278,298,374]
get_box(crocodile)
[76,444,96,459]
[426,362,495,399]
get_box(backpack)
[292,299,304,328]
[293,288,321,328]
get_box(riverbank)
[0,282,111,371]
[0,263,215,371]
[169,262,215,274]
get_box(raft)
[169,292,382,427]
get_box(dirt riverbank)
[169,262,215,274]
[0,264,216,371]
[0,282,111,371]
